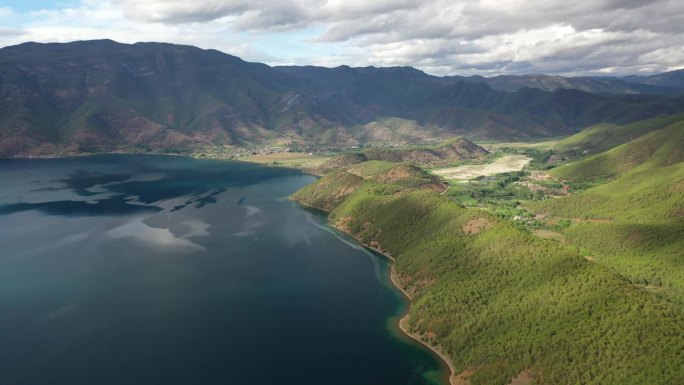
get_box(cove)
[0,155,445,385]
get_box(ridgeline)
[4,40,684,157]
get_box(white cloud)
[1,0,683,76]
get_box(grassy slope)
[292,162,684,385]
[533,180,683,298]
[535,163,684,302]
[292,161,443,211]
[531,119,684,307]
[550,122,684,181]
[292,170,365,211]
[543,162,684,222]
[554,113,684,156]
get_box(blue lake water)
[0,155,444,385]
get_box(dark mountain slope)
[279,64,684,138]
[0,40,309,154]
[448,74,684,95]
[623,69,684,89]
[3,40,684,156]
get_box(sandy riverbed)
[431,155,531,180]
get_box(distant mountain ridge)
[451,74,684,95]
[2,40,684,156]
[623,69,684,90]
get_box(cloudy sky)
[1,0,683,76]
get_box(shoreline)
[337,224,458,385]
[4,151,323,176]
[389,267,458,385]
[358,234,458,385]
[1,150,192,160]
[293,199,457,385]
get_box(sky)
[0,0,683,77]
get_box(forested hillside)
[530,118,684,308]
[292,161,684,385]
[551,121,684,181]
[554,113,684,157]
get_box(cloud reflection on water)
[105,216,208,252]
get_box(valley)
[237,152,332,170]
[430,154,532,180]
[291,113,684,385]
[1,37,683,385]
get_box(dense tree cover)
[291,170,365,211]
[293,164,684,385]
[292,161,444,210]
[537,163,683,223]
[554,113,684,157]
[563,221,683,304]
[346,160,404,176]
[550,123,684,181]
[447,172,536,207]
[530,142,684,308]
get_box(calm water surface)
[0,155,444,385]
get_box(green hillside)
[529,119,684,308]
[543,163,683,222]
[554,113,684,156]
[522,112,683,306]
[292,162,684,385]
[534,162,683,294]
[550,121,684,181]
[292,170,365,211]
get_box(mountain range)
[454,73,684,95]
[2,39,684,156]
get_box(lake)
[0,155,444,385]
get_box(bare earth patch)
[462,217,494,235]
[335,216,353,233]
[453,370,474,385]
[431,155,532,180]
[507,369,534,385]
